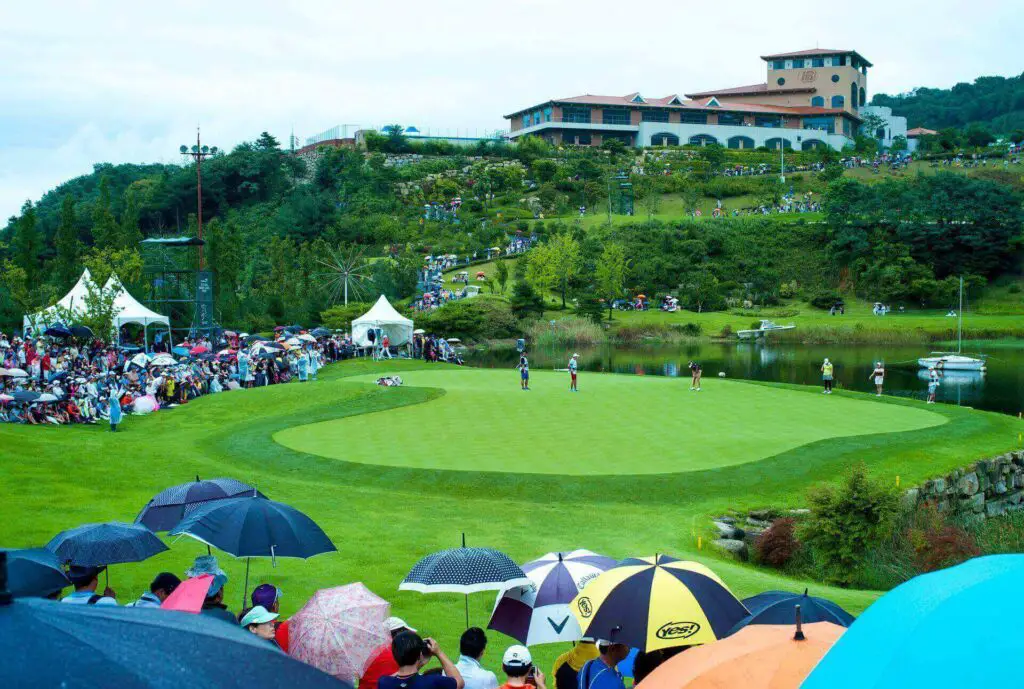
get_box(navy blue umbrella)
[1,548,70,598]
[170,496,336,608]
[12,390,40,403]
[728,589,855,635]
[46,521,168,567]
[135,477,264,532]
[0,585,348,688]
[70,324,94,339]
[44,323,72,338]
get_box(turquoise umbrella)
[803,555,1024,688]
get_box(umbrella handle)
[242,558,250,612]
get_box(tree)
[525,243,557,302]
[118,187,144,250]
[1011,130,1024,145]
[509,280,544,319]
[679,269,723,313]
[1,260,52,333]
[494,258,510,294]
[255,131,281,151]
[531,159,557,183]
[54,195,79,288]
[594,243,629,320]
[91,176,118,250]
[82,247,143,287]
[890,135,908,153]
[545,233,582,309]
[11,200,41,284]
[964,125,995,148]
[514,136,550,166]
[859,111,887,141]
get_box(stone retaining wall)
[905,450,1024,521]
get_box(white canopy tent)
[351,295,414,348]
[22,269,96,335]
[103,275,172,350]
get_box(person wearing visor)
[240,605,280,648]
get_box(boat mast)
[958,276,963,355]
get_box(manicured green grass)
[276,369,944,475]
[1,359,1020,674]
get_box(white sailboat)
[918,277,986,372]
[736,320,796,341]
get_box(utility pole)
[179,128,218,269]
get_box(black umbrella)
[0,577,348,688]
[399,535,530,627]
[135,477,265,532]
[46,521,168,567]
[310,327,331,338]
[170,496,336,608]
[245,334,270,344]
[70,324,94,339]
[12,390,40,403]
[1,548,70,598]
[728,589,856,635]
[44,323,72,338]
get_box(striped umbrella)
[489,549,616,645]
[570,555,748,651]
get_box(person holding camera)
[499,646,546,689]
[379,631,464,689]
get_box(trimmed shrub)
[908,505,981,573]
[754,518,801,568]
[809,290,843,310]
[417,297,518,340]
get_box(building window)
[802,116,835,134]
[533,112,541,125]
[602,109,631,125]
[642,110,670,123]
[811,96,825,107]
[679,112,707,124]
[754,115,782,128]
[727,135,754,149]
[851,83,858,109]
[831,95,845,108]
[578,134,591,145]
[717,112,744,126]
[777,77,785,86]
[802,139,826,151]
[812,58,824,68]
[544,107,552,122]
[688,134,718,146]
[651,132,679,146]
[843,119,852,136]
[773,60,786,70]
[765,137,793,150]
[831,74,840,83]
[859,87,866,107]
[563,107,591,123]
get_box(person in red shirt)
[361,617,417,689]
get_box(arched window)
[850,83,858,108]
[811,96,825,107]
[688,134,718,146]
[801,139,826,151]
[727,135,754,149]
[859,87,866,107]
[650,132,680,147]
[831,95,845,108]
[765,137,793,150]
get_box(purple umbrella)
[488,549,616,645]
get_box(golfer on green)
[568,353,579,392]
[517,352,530,391]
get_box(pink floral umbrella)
[289,583,390,683]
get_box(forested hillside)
[871,73,1024,134]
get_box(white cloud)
[1,0,1020,219]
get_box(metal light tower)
[179,129,218,269]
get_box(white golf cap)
[503,645,532,668]
[386,616,417,633]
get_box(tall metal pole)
[196,129,204,269]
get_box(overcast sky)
[2,0,1021,221]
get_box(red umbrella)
[190,345,210,355]
[161,574,214,614]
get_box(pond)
[466,341,1024,417]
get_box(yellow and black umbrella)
[570,555,748,651]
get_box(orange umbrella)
[636,621,844,689]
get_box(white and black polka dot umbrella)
[399,547,531,595]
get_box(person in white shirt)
[451,628,498,689]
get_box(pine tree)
[91,176,118,250]
[13,200,41,284]
[54,195,79,288]
[118,187,143,249]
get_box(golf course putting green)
[274,368,946,475]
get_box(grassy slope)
[2,360,1021,673]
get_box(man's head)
[251,584,281,613]
[68,565,105,592]
[598,641,631,665]
[391,630,428,669]
[502,645,532,678]
[150,572,181,602]
[460,627,487,661]
[386,616,417,639]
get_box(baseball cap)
[252,583,281,608]
[386,616,417,633]
[502,645,532,669]
[240,605,279,627]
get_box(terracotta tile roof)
[685,82,816,98]
[906,127,938,137]
[504,94,861,120]
[760,48,872,67]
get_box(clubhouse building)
[505,49,872,151]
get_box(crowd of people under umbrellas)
[0,326,357,427]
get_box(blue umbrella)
[135,477,265,532]
[727,589,854,635]
[172,346,190,356]
[0,589,348,688]
[170,496,336,608]
[12,390,40,403]
[46,521,168,567]
[1,548,70,598]
[803,555,1024,688]
[44,323,72,338]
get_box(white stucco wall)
[635,122,852,151]
[860,105,908,149]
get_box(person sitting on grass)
[379,631,464,689]
[577,641,629,689]
[499,646,545,689]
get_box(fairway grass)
[275,369,945,475]
[1,359,1020,674]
